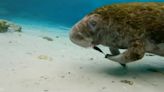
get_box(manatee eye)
[90,20,97,27]
[88,20,97,31]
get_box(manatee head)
[69,14,103,48]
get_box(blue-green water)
[1,0,164,27]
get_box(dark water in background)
[0,0,164,27]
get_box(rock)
[42,36,53,41]
[0,19,22,33]
[8,23,22,32]
[0,20,9,32]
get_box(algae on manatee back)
[90,2,164,31]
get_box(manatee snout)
[69,21,93,48]
[69,14,102,48]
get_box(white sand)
[0,21,164,92]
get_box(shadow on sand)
[81,60,164,77]
[98,64,164,77]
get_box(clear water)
[1,1,164,92]
[1,0,164,27]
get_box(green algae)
[90,2,164,31]
[0,20,9,32]
[0,19,22,33]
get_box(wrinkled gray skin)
[69,14,164,64]
[70,14,101,48]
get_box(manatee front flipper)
[105,54,126,67]
[106,47,126,67]
[109,47,120,55]
[93,46,125,67]
[105,39,145,65]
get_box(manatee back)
[90,2,164,30]
[90,2,164,43]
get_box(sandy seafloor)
[0,18,164,92]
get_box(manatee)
[69,2,164,65]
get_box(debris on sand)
[120,80,134,85]
[90,58,93,60]
[79,66,83,69]
[40,76,48,80]
[42,36,53,41]
[61,75,65,78]
[68,72,71,75]
[38,55,53,61]
[8,41,12,43]
[55,36,59,38]
[38,55,48,60]
[43,90,48,92]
